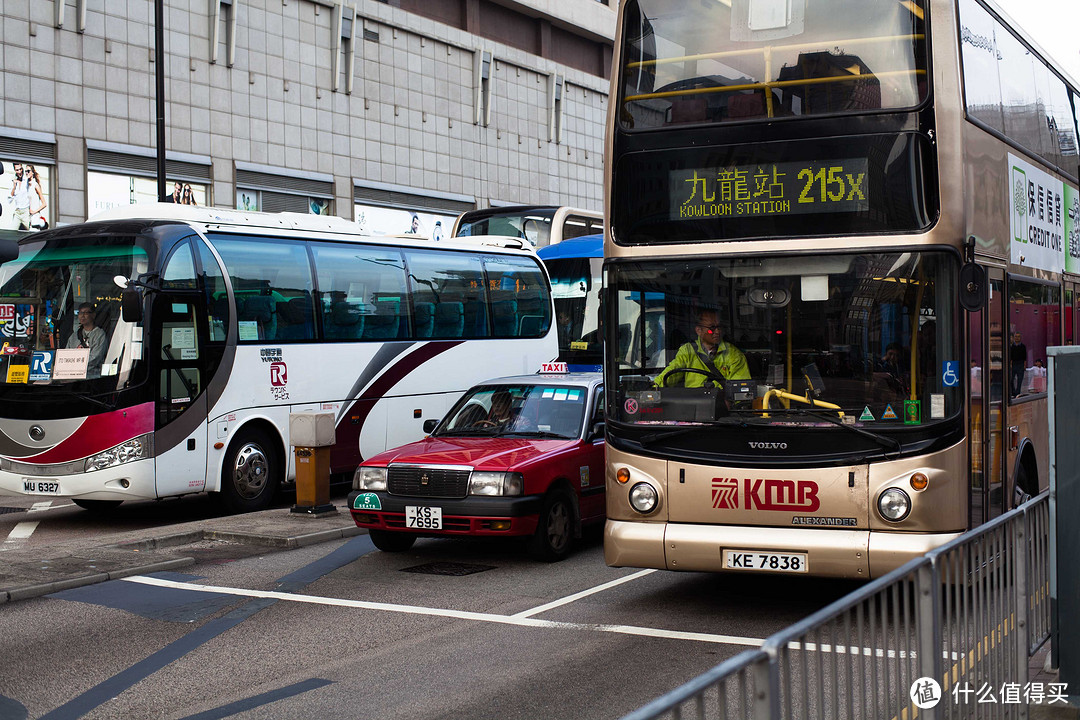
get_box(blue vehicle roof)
[537,234,603,260]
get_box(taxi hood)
[364,436,576,472]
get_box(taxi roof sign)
[540,361,568,374]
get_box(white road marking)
[123,575,766,646]
[5,521,40,541]
[513,568,657,618]
[28,501,54,512]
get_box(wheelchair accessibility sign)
[942,361,960,387]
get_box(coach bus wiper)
[774,408,902,458]
[637,421,740,446]
[51,389,117,411]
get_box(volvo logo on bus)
[712,478,820,512]
[749,441,787,450]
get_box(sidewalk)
[1030,643,1080,719]
[0,503,363,604]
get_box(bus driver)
[654,308,750,387]
[66,303,107,378]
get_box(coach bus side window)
[211,236,315,342]
[196,241,229,343]
[404,249,484,339]
[310,242,407,341]
[482,255,551,338]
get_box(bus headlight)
[878,488,911,522]
[629,482,658,514]
[469,471,524,497]
[354,466,387,491]
[84,435,152,473]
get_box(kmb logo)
[270,361,288,387]
[711,477,820,512]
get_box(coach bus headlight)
[84,435,151,473]
[469,471,524,497]
[354,466,387,491]
[629,482,658,514]
[878,488,911,522]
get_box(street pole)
[155,0,166,201]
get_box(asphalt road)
[0,503,867,720]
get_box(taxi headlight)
[629,482,658,514]
[355,466,387,491]
[469,471,524,497]
[878,488,911,522]
[85,435,151,473]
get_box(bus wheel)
[73,499,123,513]
[368,529,416,552]
[218,428,279,513]
[1013,461,1036,508]
[529,491,575,562]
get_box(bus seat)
[240,295,273,339]
[363,300,400,339]
[726,92,766,120]
[327,301,364,339]
[463,297,487,337]
[669,97,707,124]
[492,299,518,336]
[277,295,314,340]
[433,301,464,338]
[413,301,435,338]
[519,315,545,336]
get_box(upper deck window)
[619,0,928,129]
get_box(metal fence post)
[1016,507,1030,720]
[753,650,778,720]
[917,562,942,720]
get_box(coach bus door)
[969,267,1006,527]
[151,240,210,496]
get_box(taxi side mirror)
[423,418,439,433]
[588,421,605,442]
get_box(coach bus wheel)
[368,529,417,552]
[529,491,575,562]
[218,428,279,513]
[73,499,123,513]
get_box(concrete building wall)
[0,0,613,227]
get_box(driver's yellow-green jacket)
[655,338,751,387]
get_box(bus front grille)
[387,466,470,498]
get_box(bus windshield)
[0,235,151,399]
[454,206,602,248]
[539,235,604,371]
[620,0,928,129]
[608,251,960,432]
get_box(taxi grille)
[387,466,470,498]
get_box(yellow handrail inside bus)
[623,69,926,104]
[761,389,843,418]
[625,34,925,70]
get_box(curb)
[0,557,195,605]
[204,525,364,549]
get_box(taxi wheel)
[529,491,575,562]
[73,499,123,513]
[369,529,417,552]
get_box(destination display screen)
[671,159,869,220]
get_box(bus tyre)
[73,499,123,513]
[529,490,575,562]
[368,529,416,552]
[218,428,279,514]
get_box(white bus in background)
[451,205,602,249]
[0,204,556,513]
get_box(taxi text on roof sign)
[540,361,568,374]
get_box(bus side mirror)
[423,418,439,433]
[0,238,18,265]
[959,263,985,312]
[121,287,143,323]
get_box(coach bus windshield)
[0,235,151,401]
[620,0,928,129]
[608,251,960,440]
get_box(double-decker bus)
[0,204,555,513]
[452,205,602,249]
[603,0,1077,578]
[538,234,604,371]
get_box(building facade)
[0,0,614,235]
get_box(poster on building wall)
[86,171,208,219]
[1,160,52,232]
[1008,152,1069,273]
[354,203,455,240]
[1065,184,1080,274]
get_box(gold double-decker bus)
[603,0,1078,578]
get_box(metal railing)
[622,492,1051,720]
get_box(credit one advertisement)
[1008,152,1080,273]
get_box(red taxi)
[348,370,604,561]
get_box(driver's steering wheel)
[656,367,729,390]
[472,419,499,428]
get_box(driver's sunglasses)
[697,324,720,332]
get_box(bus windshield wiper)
[762,407,902,457]
[49,389,117,411]
[637,421,740,446]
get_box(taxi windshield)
[437,384,587,439]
